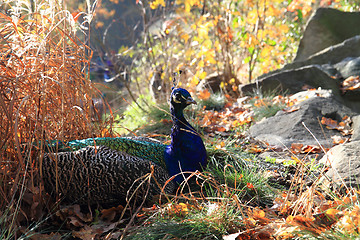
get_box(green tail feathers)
[44,137,167,168]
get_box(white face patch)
[172,94,182,103]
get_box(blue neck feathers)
[164,88,207,183]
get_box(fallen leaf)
[321,117,339,130]
[291,143,303,153]
[283,105,300,113]
[341,76,360,92]
[69,216,85,227]
[72,225,98,240]
[222,232,240,240]
[100,205,124,222]
[331,135,347,144]
[301,145,321,153]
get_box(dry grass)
[0,1,113,235]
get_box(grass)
[198,92,226,111]
[119,98,172,136]
[249,91,287,121]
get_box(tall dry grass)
[0,1,113,234]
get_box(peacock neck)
[165,103,207,184]
[170,105,195,132]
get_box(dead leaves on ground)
[27,204,124,240]
[321,116,353,136]
[223,190,360,240]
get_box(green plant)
[249,92,287,121]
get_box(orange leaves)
[341,76,360,92]
[321,116,352,136]
[246,182,255,189]
[168,202,189,216]
[321,117,340,130]
[215,141,226,150]
[287,0,315,18]
[290,143,322,154]
[198,89,211,100]
[200,100,253,134]
[336,206,360,234]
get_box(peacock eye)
[175,93,182,100]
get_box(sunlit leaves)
[321,116,353,136]
[341,76,360,92]
[150,0,166,9]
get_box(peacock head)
[170,88,197,110]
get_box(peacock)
[42,87,207,206]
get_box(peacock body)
[42,88,207,206]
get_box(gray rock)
[320,140,360,188]
[239,65,341,96]
[352,115,360,141]
[295,8,360,62]
[334,57,360,79]
[283,36,360,73]
[249,96,355,148]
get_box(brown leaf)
[331,135,347,144]
[72,225,98,240]
[56,205,93,224]
[301,145,321,153]
[291,143,303,153]
[100,205,124,222]
[69,216,85,227]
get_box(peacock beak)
[186,97,197,105]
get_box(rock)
[352,115,360,141]
[281,37,360,77]
[295,8,360,62]
[249,95,355,148]
[335,57,360,79]
[239,65,341,96]
[289,88,333,103]
[197,72,224,93]
[197,71,240,96]
[320,140,360,188]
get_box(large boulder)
[240,65,341,97]
[352,115,360,141]
[283,36,360,72]
[320,140,360,188]
[249,93,356,148]
[295,8,360,62]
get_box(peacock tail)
[44,137,167,168]
[43,145,174,206]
